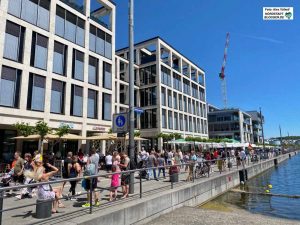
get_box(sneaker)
[15,194,23,200]
[81,203,90,208]
[94,201,101,207]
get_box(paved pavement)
[0,158,270,225]
[145,206,300,225]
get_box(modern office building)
[0,0,208,160]
[208,108,253,143]
[246,111,264,143]
[0,0,115,161]
[116,37,208,149]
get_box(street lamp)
[259,107,265,151]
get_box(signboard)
[92,126,106,131]
[112,113,129,133]
[134,108,144,115]
[59,122,74,129]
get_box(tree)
[134,131,141,137]
[35,121,51,155]
[173,133,182,140]
[13,122,34,137]
[55,124,70,137]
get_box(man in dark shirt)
[62,152,73,193]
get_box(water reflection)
[214,154,300,220]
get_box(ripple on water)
[212,154,300,221]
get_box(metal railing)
[0,150,293,225]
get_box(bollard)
[35,199,52,219]
[139,175,142,198]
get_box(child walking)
[109,165,120,201]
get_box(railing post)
[139,172,142,198]
[89,178,93,214]
[192,164,195,183]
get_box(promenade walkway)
[0,154,289,225]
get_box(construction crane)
[219,32,230,109]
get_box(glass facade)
[141,109,157,129]
[161,66,171,87]
[27,73,46,111]
[4,21,25,62]
[161,87,166,106]
[71,85,83,117]
[0,66,21,108]
[89,25,112,59]
[162,109,166,128]
[51,79,65,114]
[140,87,156,107]
[8,0,50,30]
[55,6,85,47]
[140,65,156,85]
[31,32,48,70]
[88,56,98,85]
[102,93,112,121]
[103,62,112,89]
[73,49,84,81]
[87,89,97,119]
[53,41,67,75]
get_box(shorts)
[84,178,98,191]
[121,174,130,185]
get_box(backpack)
[84,163,96,176]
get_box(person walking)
[119,153,130,199]
[186,151,197,181]
[68,155,81,200]
[109,165,120,201]
[105,152,113,173]
[16,153,33,199]
[147,151,158,181]
[157,153,166,179]
[62,152,73,193]
[12,151,24,185]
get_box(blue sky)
[100,0,299,138]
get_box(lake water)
[214,153,300,221]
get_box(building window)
[189,117,193,132]
[168,90,172,108]
[87,89,98,119]
[102,93,112,121]
[162,109,166,128]
[140,87,156,107]
[140,65,156,85]
[4,21,25,62]
[173,92,177,109]
[51,79,65,114]
[161,87,166,106]
[31,32,48,70]
[168,111,173,129]
[89,25,112,59]
[0,66,21,108]
[179,94,183,111]
[161,66,171,87]
[70,85,83,117]
[88,56,98,85]
[8,0,50,30]
[103,62,112,89]
[184,115,188,131]
[174,112,178,130]
[27,73,45,111]
[183,96,187,112]
[141,109,157,129]
[179,114,183,131]
[173,73,182,91]
[72,49,84,81]
[53,41,67,75]
[183,78,190,95]
[55,6,85,46]
[188,98,191,113]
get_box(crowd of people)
[1,146,281,213]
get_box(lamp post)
[128,0,135,194]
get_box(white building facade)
[0,0,115,161]
[116,37,208,150]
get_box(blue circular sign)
[115,115,126,127]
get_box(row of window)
[4,21,112,89]
[0,66,112,120]
[161,87,207,117]
[162,109,208,134]
[7,2,112,59]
